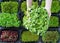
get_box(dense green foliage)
[32,1,38,9]
[21,1,60,13]
[21,31,39,42]
[21,1,38,15]
[51,1,60,13]
[49,16,59,27]
[1,1,18,13]
[41,1,60,13]
[21,1,27,12]
[23,6,49,36]
[21,1,38,12]
[53,0,59,1]
[42,31,59,43]
[59,1,60,12]
[40,1,45,7]
[0,13,20,27]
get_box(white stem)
[27,0,32,11]
[45,0,52,17]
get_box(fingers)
[46,9,51,17]
[27,0,32,11]
[45,0,52,17]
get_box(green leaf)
[23,6,49,36]
[0,13,21,27]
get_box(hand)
[45,7,51,17]
[45,0,52,17]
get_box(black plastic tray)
[0,0,60,43]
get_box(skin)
[45,0,52,17]
[27,0,52,17]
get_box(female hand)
[26,0,52,17]
[45,0,52,17]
